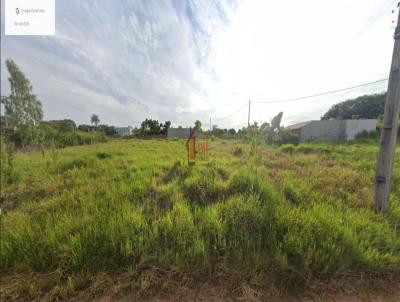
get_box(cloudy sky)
[0,0,397,128]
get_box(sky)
[0,0,397,129]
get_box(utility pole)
[247,100,251,127]
[374,4,400,212]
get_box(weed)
[296,144,313,154]
[96,152,112,160]
[281,174,311,205]
[280,144,295,154]
[58,157,91,173]
[1,139,18,184]
[1,138,400,300]
[233,146,244,157]
[182,164,226,205]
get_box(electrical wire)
[252,78,388,104]
[211,78,388,125]
[213,103,248,121]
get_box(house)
[115,126,133,137]
[167,127,203,139]
[287,119,377,142]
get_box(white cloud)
[0,0,396,128]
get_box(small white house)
[115,126,133,137]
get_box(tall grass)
[1,139,399,295]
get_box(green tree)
[90,114,100,128]
[140,118,162,135]
[321,93,386,120]
[267,112,283,144]
[2,59,43,148]
[194,120,202,131]
[161,120,171,135]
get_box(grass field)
[1,138,400,301]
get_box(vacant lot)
[1,139,400,301]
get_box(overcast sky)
[0,0,397,128]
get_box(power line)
[253,78,388,104]
[211,77,388,126]
[213,103,248,121]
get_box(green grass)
[1,138,400,298]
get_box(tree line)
[1,59,387,152]
[321,92,386,120]
[0,60,173,150]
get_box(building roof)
[286,121,311,130]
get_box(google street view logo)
[16,8,19,14]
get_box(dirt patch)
[2,271,399,302]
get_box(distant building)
[287,119,377,142]
[115,126,133,137]
[167,127,203,139]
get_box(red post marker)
[188,138,195,164]
[187,127,197,165]
[198,143,203,158]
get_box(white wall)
[167,128,204,139]
[300,120,343,142]
[167,128,191,139]
[299,119,377,142]
[344,119,377,141]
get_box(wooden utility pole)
[247,100,251,127]
[374,5,400,212]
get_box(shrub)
[275,128,300,145]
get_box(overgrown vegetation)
[321,92,386,120]
[1,138,399,300]
[0,60,110,152]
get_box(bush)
[275,128,300,145]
